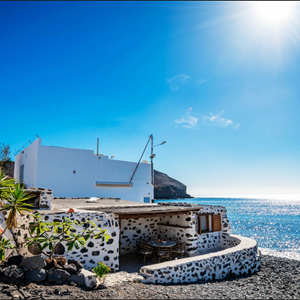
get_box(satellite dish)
[141,160,149,164]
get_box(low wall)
[140,234,261,284]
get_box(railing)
[14,134,40,156]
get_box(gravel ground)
[0,255,299,299]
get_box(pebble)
[0,255,299,299]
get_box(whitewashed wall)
[140,235,261,284]
[14,138,153,203]
[119,212,198,256]
[120,217,161,255]
[14,138,40,187]
[12,210,120,271]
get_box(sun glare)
[254,1,295,24]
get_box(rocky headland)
[154,170,193,199]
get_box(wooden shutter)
[212,214,221,232]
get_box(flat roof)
[51,197,156,212]
[50,198,201,217]
[87,206,201,215]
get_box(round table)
[147,239,177,248]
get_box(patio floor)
[119,246,224,274]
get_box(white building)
[14,138,153,203]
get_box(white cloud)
[175,116,198,129]
[167,74,189,92]
[203,110,240,129]
[196,79,205,85]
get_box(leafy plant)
[92,262,111,282]
[0,236,14,261]
[0,143,10,163]
[0,169,34,262]
[0,183,34,229]
[0,167,15,201]
[26,214,110,266]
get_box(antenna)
[97,137,99,155]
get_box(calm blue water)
[154,197,300,259]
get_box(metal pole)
[150,134,154,185]
[129,135,151,183]
[97,138,99,155]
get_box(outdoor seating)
[136,243,155,263]
[171,242,186,258]
[147,235,159,241]
[136,237,147,245]
[157,246,172,263]
[169,237,178,244]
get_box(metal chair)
[157,247,172,263]
[171,242,186,259]
[136,243,155,263]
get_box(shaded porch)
[119,246,224,274]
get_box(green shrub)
[92,262,111,279]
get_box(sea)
[154,195,300,261]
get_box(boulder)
[20,255,46,271]
[53,255,67,267]
[68,273,85,286]
[7,255,24,267]
[68,269,99,289]
[24,269,47,283]
[48,269,70,284]
[63,264,77,274]
[68,259,83,271]
[44,256,67,270]
[2,265,24,278]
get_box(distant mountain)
[154,170,193,199]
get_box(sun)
[253,1,295,25]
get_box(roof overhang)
[95,206,201,220]
[95,182,132,188]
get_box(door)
[19,164,24,184]
[143,197,151,203]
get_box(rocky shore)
[0,255,299,299]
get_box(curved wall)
[140,234,261,284]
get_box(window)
[199,215,210,234]
[198,214,221,234]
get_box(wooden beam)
[118,210,196,220]
[157,223,193,229]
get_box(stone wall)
[26,187,53,210]
[197,232,221,250]
[120,217,161,255]
[197,205,231,234]
[196,205,231,251]
[1,161,14,178]
[120,212,198,256]
[140,234,261,284]
[12,210,120,271]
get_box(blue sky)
[1,1,300,196]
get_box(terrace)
[10,194,261,284]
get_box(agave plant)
[0,236,14,261]
[0,183,34,230]
[0,167,15,202]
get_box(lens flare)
[254,1,295,24]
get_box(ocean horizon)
[154,196,300,261]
